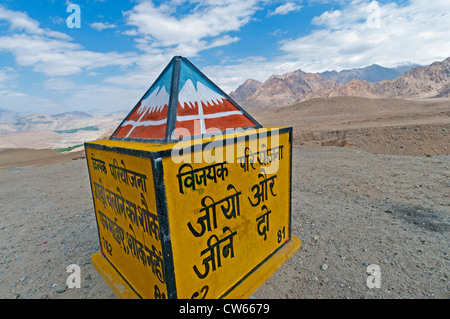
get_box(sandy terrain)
[0,146,448,299]
[0,96,448,299]
[0,149,85,170]
[253,97,450,157]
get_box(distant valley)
[0,110,125,133]
[0,111,125,150]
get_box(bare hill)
[312,57,450,100]
[232,57,450,108]
[231,69,337,108]
[252,96,450,157]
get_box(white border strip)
[177,110,243,122]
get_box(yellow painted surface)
[90,252,139,299]
[92,127,289,153]
[86,128,298,299]
[224,236,301,299]
[91,236,300,300]
[163,130,292,298]
[85,148,167,299]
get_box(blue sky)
[0,0,449,115]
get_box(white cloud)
[0,4,144,114]
[267,2,302,17]
[0,89,59,113]
[0,5,138,77]
[3,0,450,114]
[100,0,260,94]
[311,9,342,27]
[0,33,138,76]
[0,67,16,89]
[90,22,118,31]
[0,6,71,40]
[124,0,259,56]
[279,0,450,72]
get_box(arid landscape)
[0,58,449,299]
[254,96,450,157]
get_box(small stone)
[320,278,329,286]
[56,285,67,294]
[321,263,328,270]
[313,235,320,241]
[19,276,27,282]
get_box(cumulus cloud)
[267,2,302,17]
[200,0,450,91]
[101,0,261,91]
[0,6,71,40]
[0,33,138,76]
[279,0,450,72]
[90,22,118,31]
[124,0,259,56]
[0,5,138,77]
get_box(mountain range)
[230,58,450,108]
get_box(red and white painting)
[112,58,259,141]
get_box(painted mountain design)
[112,62,173,140]
[111,56,260,142]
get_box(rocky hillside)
[231,58,449,108]
[229,79,262,103]
[316,57,450,100]
[231,69,337,108]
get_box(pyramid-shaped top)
[111,56,261,143]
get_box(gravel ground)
[0,145,448,299]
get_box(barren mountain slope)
[321,57,450,100]
[233,57,450,108]
[233,70,336,108]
